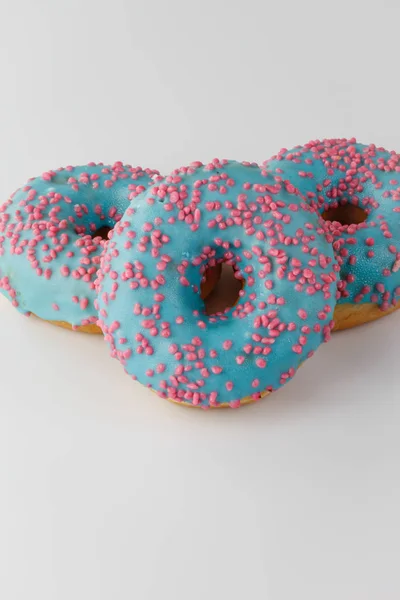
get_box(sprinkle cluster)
[96,160,338,408]
[265,138,400,311]
[0,162,160,327]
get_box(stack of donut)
[1,138,399,408]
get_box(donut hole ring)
[92,225,112,241]
[321,203,368,226]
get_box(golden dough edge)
[332,300,400,332]
[32,314,102,334]
[163,387,270,409]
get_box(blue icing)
[0,162,159,327]
[265,138,400,308]
[97,159,338,408]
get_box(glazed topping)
[0,162,160,326]
[96,160,338,408]
[265,138,400,310]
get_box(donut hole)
[203,263,243,316]
[92,225,112,240]
[321,204,368,226]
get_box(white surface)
[1,1,400,598]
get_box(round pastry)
[0,162,160,332]
[265,138,400,331]
[96,159,338,408]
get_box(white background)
[1,1,400,598]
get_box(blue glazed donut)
[96,159,338,408]
[265,139,400,330]
[0,162,160,331]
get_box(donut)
[0,162,161,332]
[264,138,400,331]
[96,159,338,408]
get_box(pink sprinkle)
[393,259,400,273]
[209,392,218,406]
